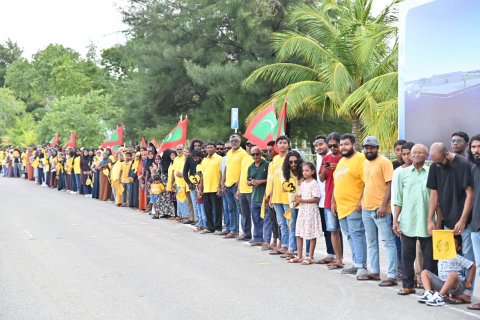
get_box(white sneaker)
[417,290,434,303]
[426,292,445,307]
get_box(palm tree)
[243,0,399,150]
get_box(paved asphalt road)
[1,177,479,320]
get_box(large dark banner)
[399,0,480,147]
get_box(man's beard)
[365,152,378,161]
[341,149,354,158]
[474,154,480,165]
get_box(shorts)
[424,270,465,297]
[324,208,340,232]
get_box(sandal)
[468,303,480,310]
[316,257,334,264]
[301,257,314,265]
[378,278,398,287]
[269,249,287,255]
[397,288,416,295]
[328,263,344,270]
[280,252,295,259]
[288,256,303,263]
[357,273,381,281]
[445,296,469,305]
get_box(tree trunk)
[351,114,361,150]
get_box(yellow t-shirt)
[202,153,222,193]
[66,157,73,174]
[21,153,27,166]
[121,161,133,183]
[110,161,123,182]
[361,155,393,210]
[73,156,81,174]
[172,154,186,188]
[267,154,289,205]
[225,147,248,187]
[239,155,254,193]
[167,163,174,192]
[333,152,365,219]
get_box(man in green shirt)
[247,146,269,246]
[393,144,438,295]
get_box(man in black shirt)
[427,142,474,300]
[451,131,469,157]
[468,134,480,310]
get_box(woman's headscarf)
[143,150,155,171]
[161,149,174,174]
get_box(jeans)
[13,163,22,177]
[471,231,480,295]
[57,172,64,190]
[251,201,266,242]
[198,203,207,228]
[72,173,78,192]
[225,185,240,233]
[239,193,252,239]
[176,187,189,217]
[190,190,200,221]
[75,174,83,193]
[274,203,290,248]
[445,224,475,296]
[289,208,298,252]
[222,193,230,232]
[401,235,437,289]
[339,210,367,269]
[320,208,334,257]
[122,183,132,204]
[362,210,397,278]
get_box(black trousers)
[401,235,437,289]
[204,192,223,232]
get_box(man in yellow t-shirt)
[121,151,134,206]
[221,134,249,238]
[72,150,82,194]
[332,134,367,277]
[266,135,291,255]
[236,141,255,241]
[360,136,397,285]
[172,144,189,218]
[199,142,223,234]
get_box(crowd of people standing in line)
[2,130,480,310]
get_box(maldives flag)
[275,99,287,139]
[100,125,124,149]
[49,133,60,147]
[141,136,147,148]
[159,117,188,152]
[244,103,278,150]
[64,132,77,149]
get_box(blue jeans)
[274,203,290,249]
[446,224,474,296]
[72,174,79,192]
[122,183,131,204]
[251,201,266,242]
[190,190,200,221]
[239,193,252,239]
[198,203,207,228]
[362,210,398,279]
[339,210,367,269]
[225,185,240,233]
[176,187,189,217]
[14,163,22,177]
[222,193,230,232]
[289,208,298,252]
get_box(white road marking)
[24,229,35,239]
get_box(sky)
[0,0,129,59]
[0,0,393,60]
[401,0,480,81]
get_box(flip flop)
[269,250,285,255]
[397,288,416,295]
[328,263,344,270]
[357,273,381,281]
[467,303,480,310]
[316,257,334,264]
[445,297,469,305]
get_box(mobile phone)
[324,162,330,167]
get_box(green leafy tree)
[36,91,119,148]
[244,0,399,149]
[6,113,37,146]
[0,39,22,87]
[0,88,26,136]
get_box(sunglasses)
[251,153,261,157]
[451,139,465,144]
[289,160,298,164]
[328,144,339,148]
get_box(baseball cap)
[363,136,379,147]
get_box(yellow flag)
[32,158,39,168]
[176,187,187,202]
[432,230,456,260]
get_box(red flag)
[64,132,77,149]
[150,138,159,151]
[49,133,60,147]
[275,98,287,139]
[100,125,124,149]
[243,103,278,150]
[141,136,147,148]
[159,116,188,152]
